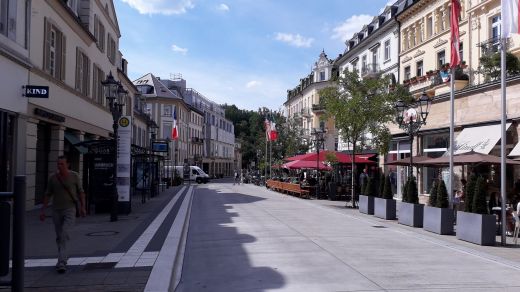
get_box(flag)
[502,0,520,37]
[171,108,178,140]
[450,0,461,68]
[269,120,278,141]
[264,117,271,141]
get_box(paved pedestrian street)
[3,180,520,291]
[176,181,520,292]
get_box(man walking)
[40,156,86,273]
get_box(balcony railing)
[312,104,325,112]
[361,63,381,78]
[301,107,311,117]
[477,37,509,56]
[191,137,204,144]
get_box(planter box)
[374,197,396,220]
[423,206,454,235]
[359,195,374,215]
[456,211,496,246]
[398,202,424,227]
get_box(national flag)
[171,108,178,140]
[450,0,461,68]
[264,117,271,141]
[502,0,520,38]
[269,120,278,141]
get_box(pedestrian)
[234,170,240,185]
[39,156,86,273]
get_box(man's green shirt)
[44,171,84,210]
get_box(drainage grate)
[371,225,387,228]
[86,231,119,237]
[83,262,117,270]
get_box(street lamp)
[101,71,125,222]
[311,127,327,199]
[394,91,432,179]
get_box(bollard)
[12,176,25,292]
[0,201,10,276]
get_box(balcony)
[191,137,204,144]
[361,63,381,78]
[301,107,311,117]
[477,37,509,56]
[312,103,326,113]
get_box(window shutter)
[43,18,51,72]
[60,34,66,81]
[85,57,90,96]
[55,29,62,79]
[75,47,80,90]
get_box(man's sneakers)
[55,261,67,274]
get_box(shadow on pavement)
[175,184,285,291]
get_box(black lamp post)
[311,127,326,199]
[394,92,432,179]
[101,71,125,222]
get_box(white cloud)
[217,3,229,12]
[171,44,188,55]
[121,0,194,15]
[275,33,314,48]
[332,14,373,41]
[246,80,261,88]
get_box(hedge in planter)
[382,174,393,199]
[374,174,396,219]
[436,180,449,208]
[399,176,423,227]
[404,176,418,204]
[359,176,376,215]
[464,174,477,213]
[456,176,495,245]
[428,179,438,207]
[379,172,385,198]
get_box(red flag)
[269,120,278,141]
[450,0,461,68]
[171,108,178,140]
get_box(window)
[404,66,411,80]
[437,50,446,69]
[362,55,367,72]
[94,15,105,52]
[67,0,79,15]
[492,15,501,40]
[107,34,116,64]
[459,42,464,62]
[384,40,391,61]
[0,0,7,36]
[372,49,378,67]
[162,123,172,139]
[426,16,433,38]
[319,71,325,81]
[75,48,90,96]
[416,61,423,77]
[163,105,172,116]
[137,85,154,94]
[44,18,66,80]
[92,65,104,105]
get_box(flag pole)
[449,67,455,210]
[500,36,507,245]
[270,139,272,179]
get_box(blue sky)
[115,0,395,111]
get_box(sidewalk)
[1,183,193,291]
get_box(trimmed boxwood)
[436,179,449,208]
[383,174,393,199]
[472,176,488,214]
[364,176,376,197]
[464,174,477,213]
[428,179,438,206]
[402,178,409,203]
[404,177,418,204]
[379,173,385,198]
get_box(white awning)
[454,123,511,155]
[509,141,520,157]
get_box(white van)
[165,165,210,184]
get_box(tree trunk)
[351,142,357,208]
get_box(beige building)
[284,51,337,153]
[22,0,137,207]
[387,0,520,200]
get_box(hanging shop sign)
[24,85,49,98]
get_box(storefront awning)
[64,132,88,154]
[454,123,511,155]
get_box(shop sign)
[24,85,49,98]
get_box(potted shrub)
[464,174,477,213]
[410,76,418,84]
[423,180,454,235]
[360,176,375,215]
[456,176,496,245]
[426,70,434,77]
[374,174,396,220]
[398,176,424,227]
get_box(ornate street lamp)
[101,71,125,222]
[311,127,326,199]
[394,91,432,179]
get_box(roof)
[133,73,181,100]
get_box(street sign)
[24,85,49,98]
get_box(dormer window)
[319,71,326,81]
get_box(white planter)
[374,197,396,220]
[359,195,374,215]
[398,202,424,228]
[423,206,454,235]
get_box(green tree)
[428,179,438,207]
[436,179,449,208]
[382,174,393,199]
[472,177,488,215]
[464,174,477,213]
[319,70,410,200]
[478,52,520,81]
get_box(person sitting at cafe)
[488,192,501,215]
